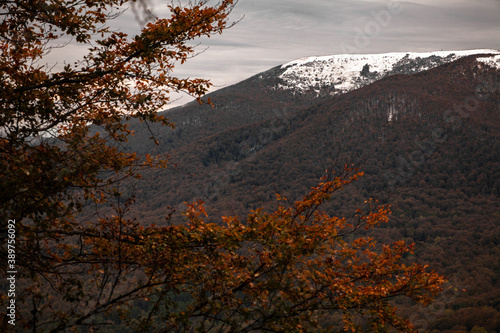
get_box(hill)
[105,51,500,332]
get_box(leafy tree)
[1,0,236,221]
[1,0,444,331]
[470,326,488,333]
[1,0,236,330]
[144,168,444,332]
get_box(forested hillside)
[3,0,496,330]
[117,55,500,332]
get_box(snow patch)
[388,105,397,122]
[477,55,500,70]
[278,49,500,95]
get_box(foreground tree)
[1,1,444,331]
[0,0,236,330]
[132,168,444,332]
[0,0,236,223]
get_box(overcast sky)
[54,0,500,107]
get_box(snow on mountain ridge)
[281,49,499,68]
[277,49,500,95]
[477,54,500,70]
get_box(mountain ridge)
[128,53,500,215]
[93,51,500,331]
[273,49,500,96]
[126,50,499,157]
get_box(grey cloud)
[163,0,498,106]
[48,0,500,108]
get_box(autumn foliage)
[0,0,237,220]
[151,168,445,332]
[1,0,444,331]
[6,165,445,331]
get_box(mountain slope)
[276,49,500,95]
[133,53,499,213]
[115,51,500,331]
[125,49,499,158]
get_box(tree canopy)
[0,1,444,331]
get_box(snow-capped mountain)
[275,49,500,95]
[118,46,500,330]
